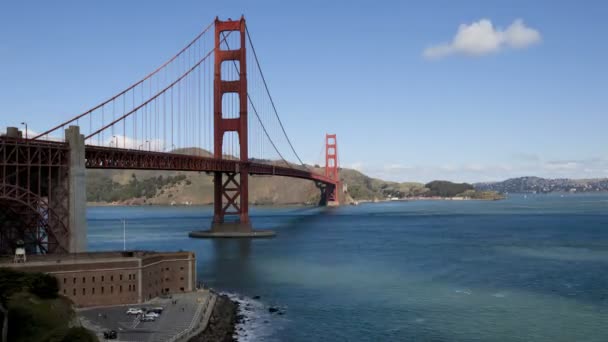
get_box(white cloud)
[423,19,541,59]
[350,161,364,171]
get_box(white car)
[126,308,143,315]
[145,311,160,318]
[141,315,155,322]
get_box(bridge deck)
[86,145,336,185]
[0,138,337,186]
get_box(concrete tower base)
[189,222,275,239]
[66,126,87,253]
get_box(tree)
[59,327,98,342]
[0,268,26,342]
[424,180,474,197]
[27,273,58,299]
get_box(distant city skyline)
[1,1,606,183]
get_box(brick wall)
[2,251,196,307]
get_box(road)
[78,290,212,342]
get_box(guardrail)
[168,293,216,342]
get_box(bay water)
[88,194,608,341]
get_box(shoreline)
[352,196,505,205]
[87,201,319,207]
[189,291,283,342]
[189,292,238,342]
[87,197,502,207]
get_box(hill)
[475,176,608,194]
[0,268,97,342]
[337,168,429,199]
[425,180,473,197]
[85,148,503,204]
[86,162,501,205]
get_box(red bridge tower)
[205,17,274,237]
[212,17,250,232]
[325,134,340,205]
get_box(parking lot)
[78,290,212,342]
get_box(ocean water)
[88,194,608,342]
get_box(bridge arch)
[0,184,69,254]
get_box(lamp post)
[146,140,151,151]
[120,219,126,251]
[20,122,27,140]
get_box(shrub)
[27,273,59,299]
[60,327,98,342]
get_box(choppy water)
[88,194,608,341]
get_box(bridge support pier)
[66,126,87,252]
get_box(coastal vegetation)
[84,146,503,204]
[87,173,187,202]
[424,180,473,197]
[0,268,97,342]
[86,167,503,205]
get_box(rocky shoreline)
[188,292,286,342]
[189,294,238,342]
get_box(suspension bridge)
[0,17,341,254]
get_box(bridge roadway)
[87,145,336,185]
[0,137,337,187]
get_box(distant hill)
[86,167,414,206]
[475,176,608,194]
[86,147,504,205]
[425,180,473,197]
[86,168,322,206]
[338,168,428,199]
[86,158,502,205]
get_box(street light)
[146,140,151,151]
[20,122,27,140]
[120,219,126,251]
[110,135,116,147]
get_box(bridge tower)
[325,134,340,205]
[212,16,249,231]
[203,16,273,237]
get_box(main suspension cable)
[220,32,290,168]
[86,31,231,140]
[245,26,307,168]
[33,20,215,140]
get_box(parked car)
[149,307,164,314]
[103,330,117,339]
[141,315,155,322]
[145,311,160,318]
[126,308,143,315]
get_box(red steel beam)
[83,144,337,186]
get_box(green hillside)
[86,160,502,205]
[0,268,97,342]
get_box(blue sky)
[1,1,607,182]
